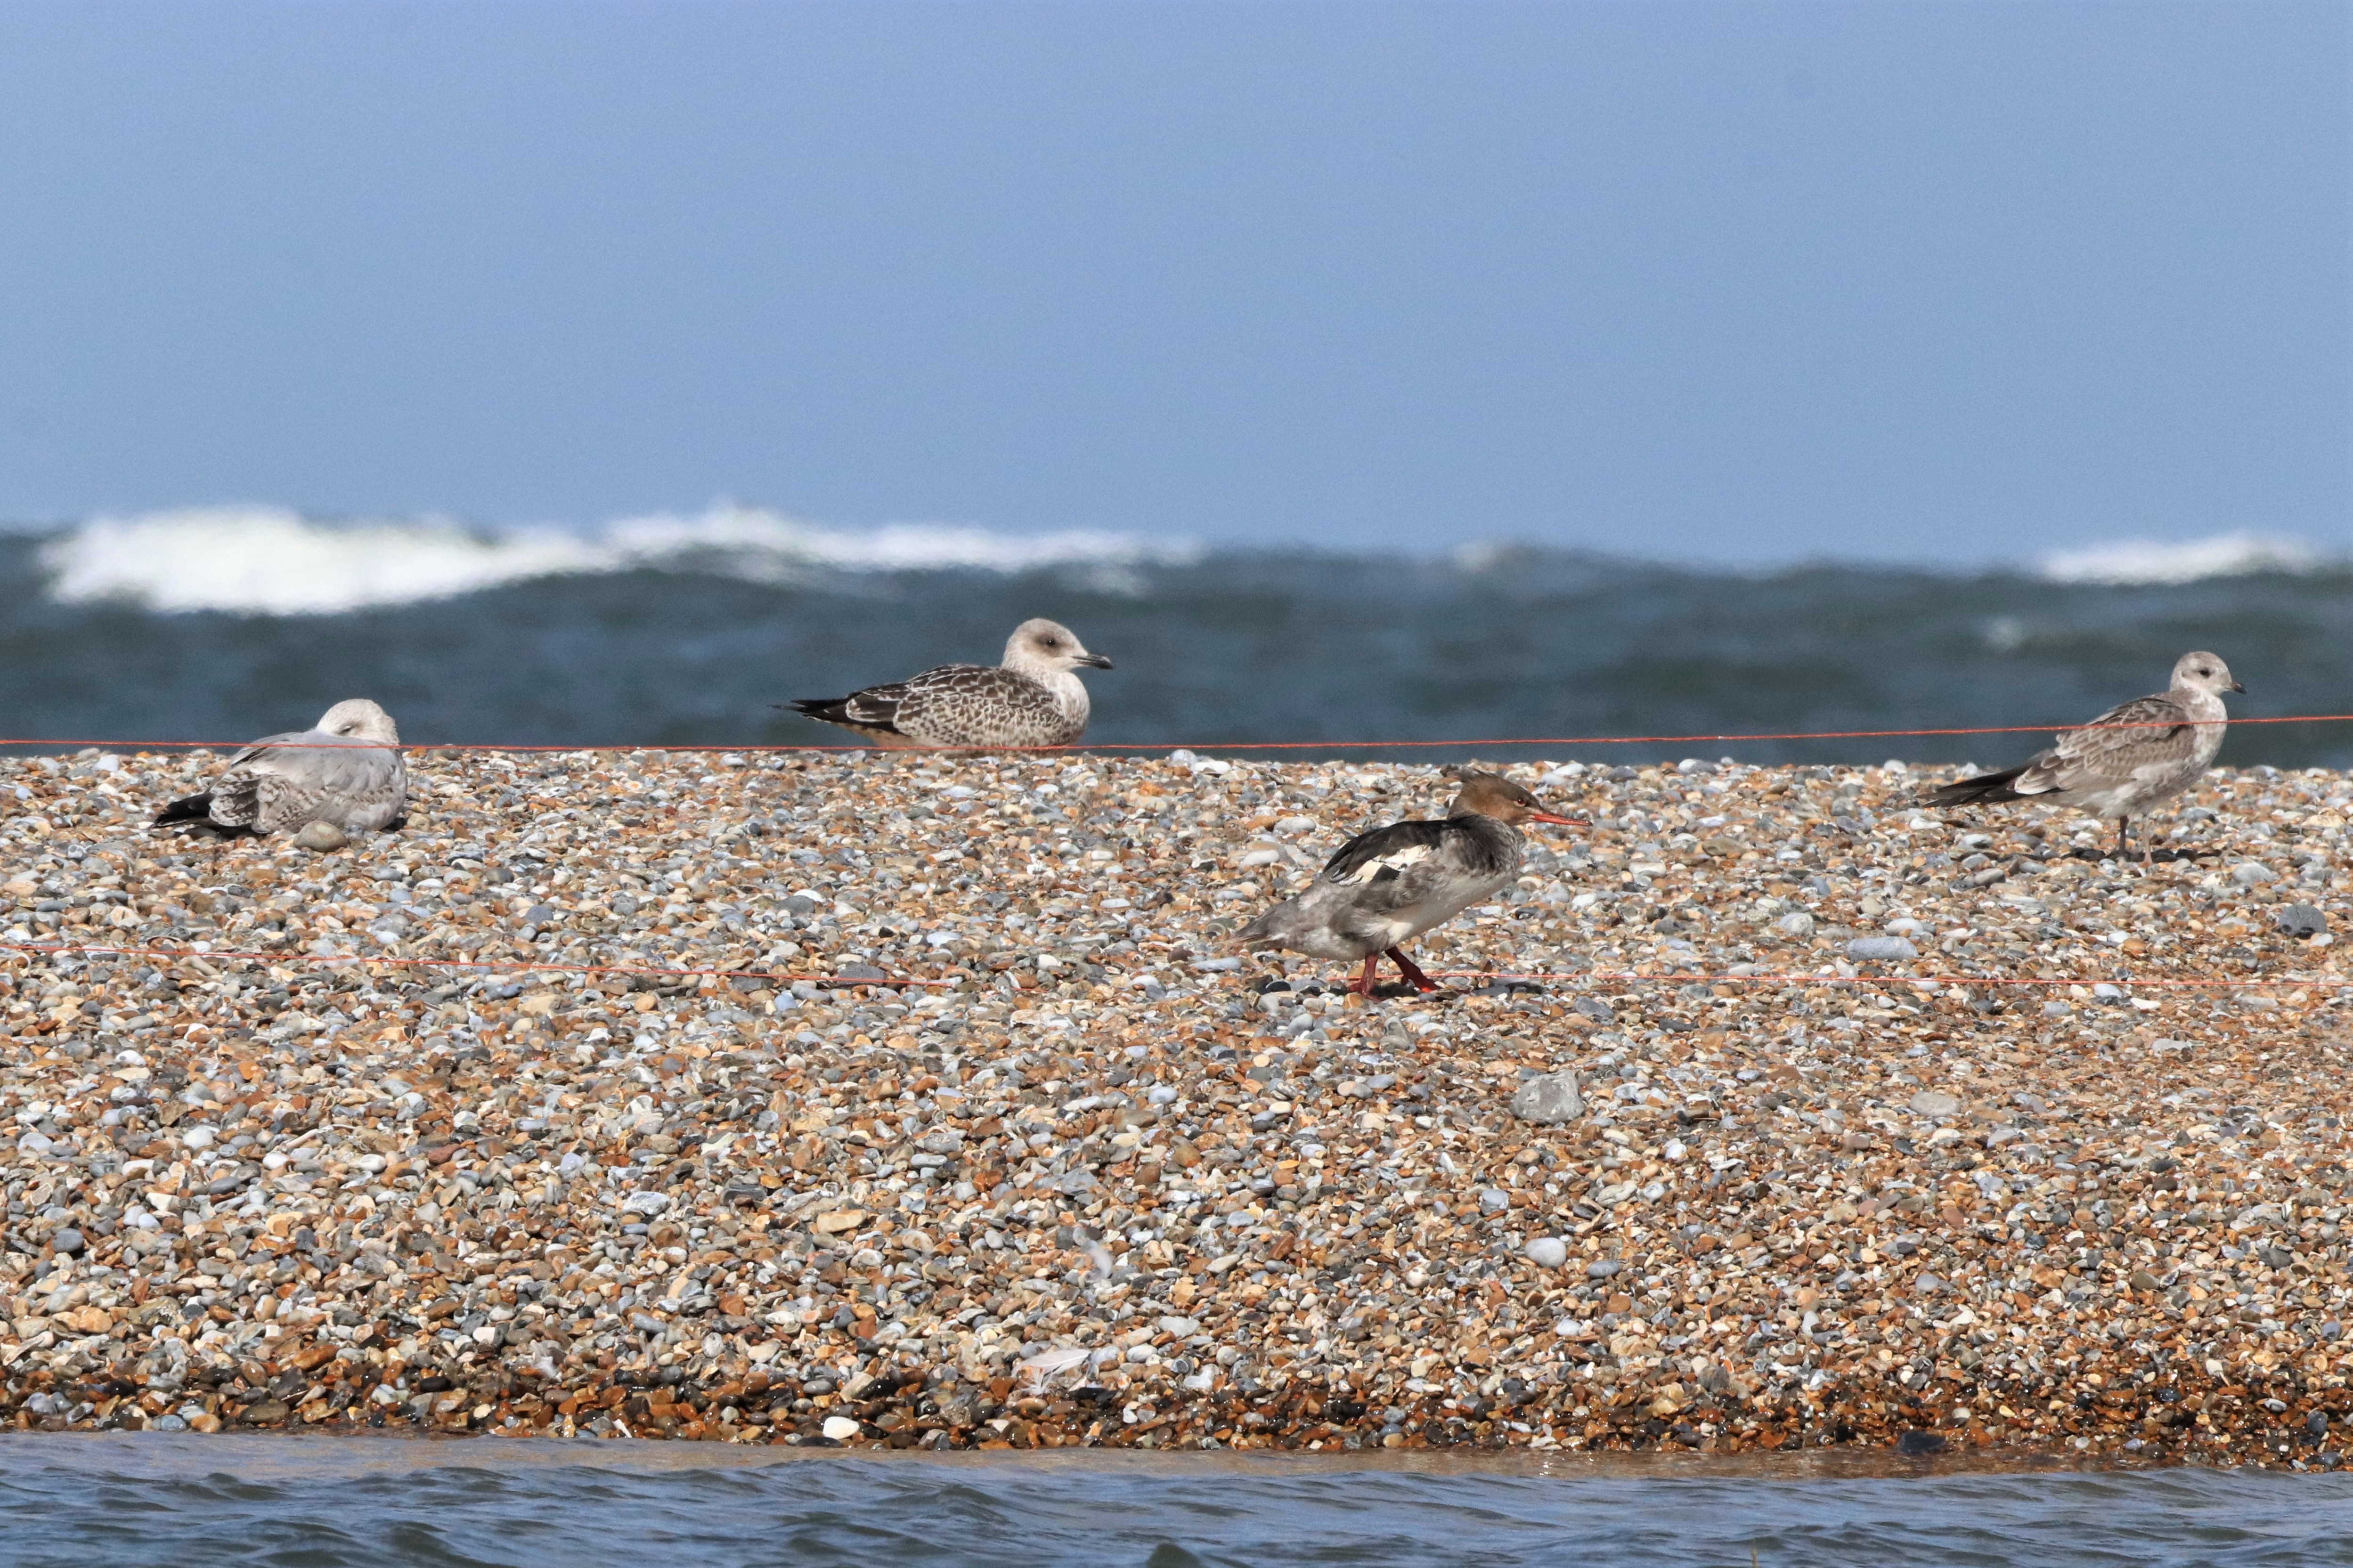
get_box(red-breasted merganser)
[1239,769,1582,997]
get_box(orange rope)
[1409,968,2343,992]
[0,937,2333,997]
[0,713,2343,755]
[0,938,957,989]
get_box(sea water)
[3,1436,2353,1567]
[1,508,2348,769]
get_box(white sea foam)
[37,504,1199,616]
[2038,531,2326,586]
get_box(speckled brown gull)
[154,698,409,837]
[783,618,1113,749]
[1929,650,2243,861]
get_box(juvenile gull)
[1929,651,2243,861]
[155,699,409,837]
[1239,769,1583,998]
[784,618,1113,749]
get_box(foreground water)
[1,1439,2350,1567]
[5,514,2353,767]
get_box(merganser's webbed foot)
[1352,954,1382,998]
[1386,948,1441,993]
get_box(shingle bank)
[2,747,2351,1465]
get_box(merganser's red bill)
[1528,812,1588,826]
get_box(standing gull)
[783,618,1113,749]
[1928,651,2243,861]
[1240,769,1584,998]
[155,699,409,837]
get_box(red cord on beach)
[2,711,2351,755]
[1411,967,2347,992]
[0,938,957,989]
[0,937,2338,997]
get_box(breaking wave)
[33,505,1202,616]
[2037,530,2327,586]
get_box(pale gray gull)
[1929,651,2243,861]
[1239,769,1584,997]
[783,618,1112,748]
[155,698,409,837]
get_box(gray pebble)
[1509,1069,1583,1125]
[48,1227,84,1256]
[1846,935,1918,961]
[1525,1236,1569,1269]
[2277,903,2329,939]
[292,821,349,853]
[1906,1089,1960,1119]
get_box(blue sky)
[0,0,2342,561]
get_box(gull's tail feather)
[1928,764,2029,808]
[782,696,905,735]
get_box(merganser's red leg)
[1353,953,1381,998]
[1385,948,1440,993]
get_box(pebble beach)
[3,746,2352,1467]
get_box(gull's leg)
[1386,948,1441,993]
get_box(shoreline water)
[11,528,2353,770]
[1,750,2350,1468]
[12,1436,2353,1568]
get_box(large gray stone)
[292,821,348,853]
[1847,935,1919,961]
[1908,1089,1961,1119]
[1510,1069,1583,1124]
[2278,903,2329,939]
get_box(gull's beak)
[2230,680,2247,693]
[1075,653,1114,670]
[1528,812,1588,827]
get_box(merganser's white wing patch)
[1338,842,1432,884]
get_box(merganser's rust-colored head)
[1443,769,1584,827]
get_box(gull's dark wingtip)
[154,792,214,826]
